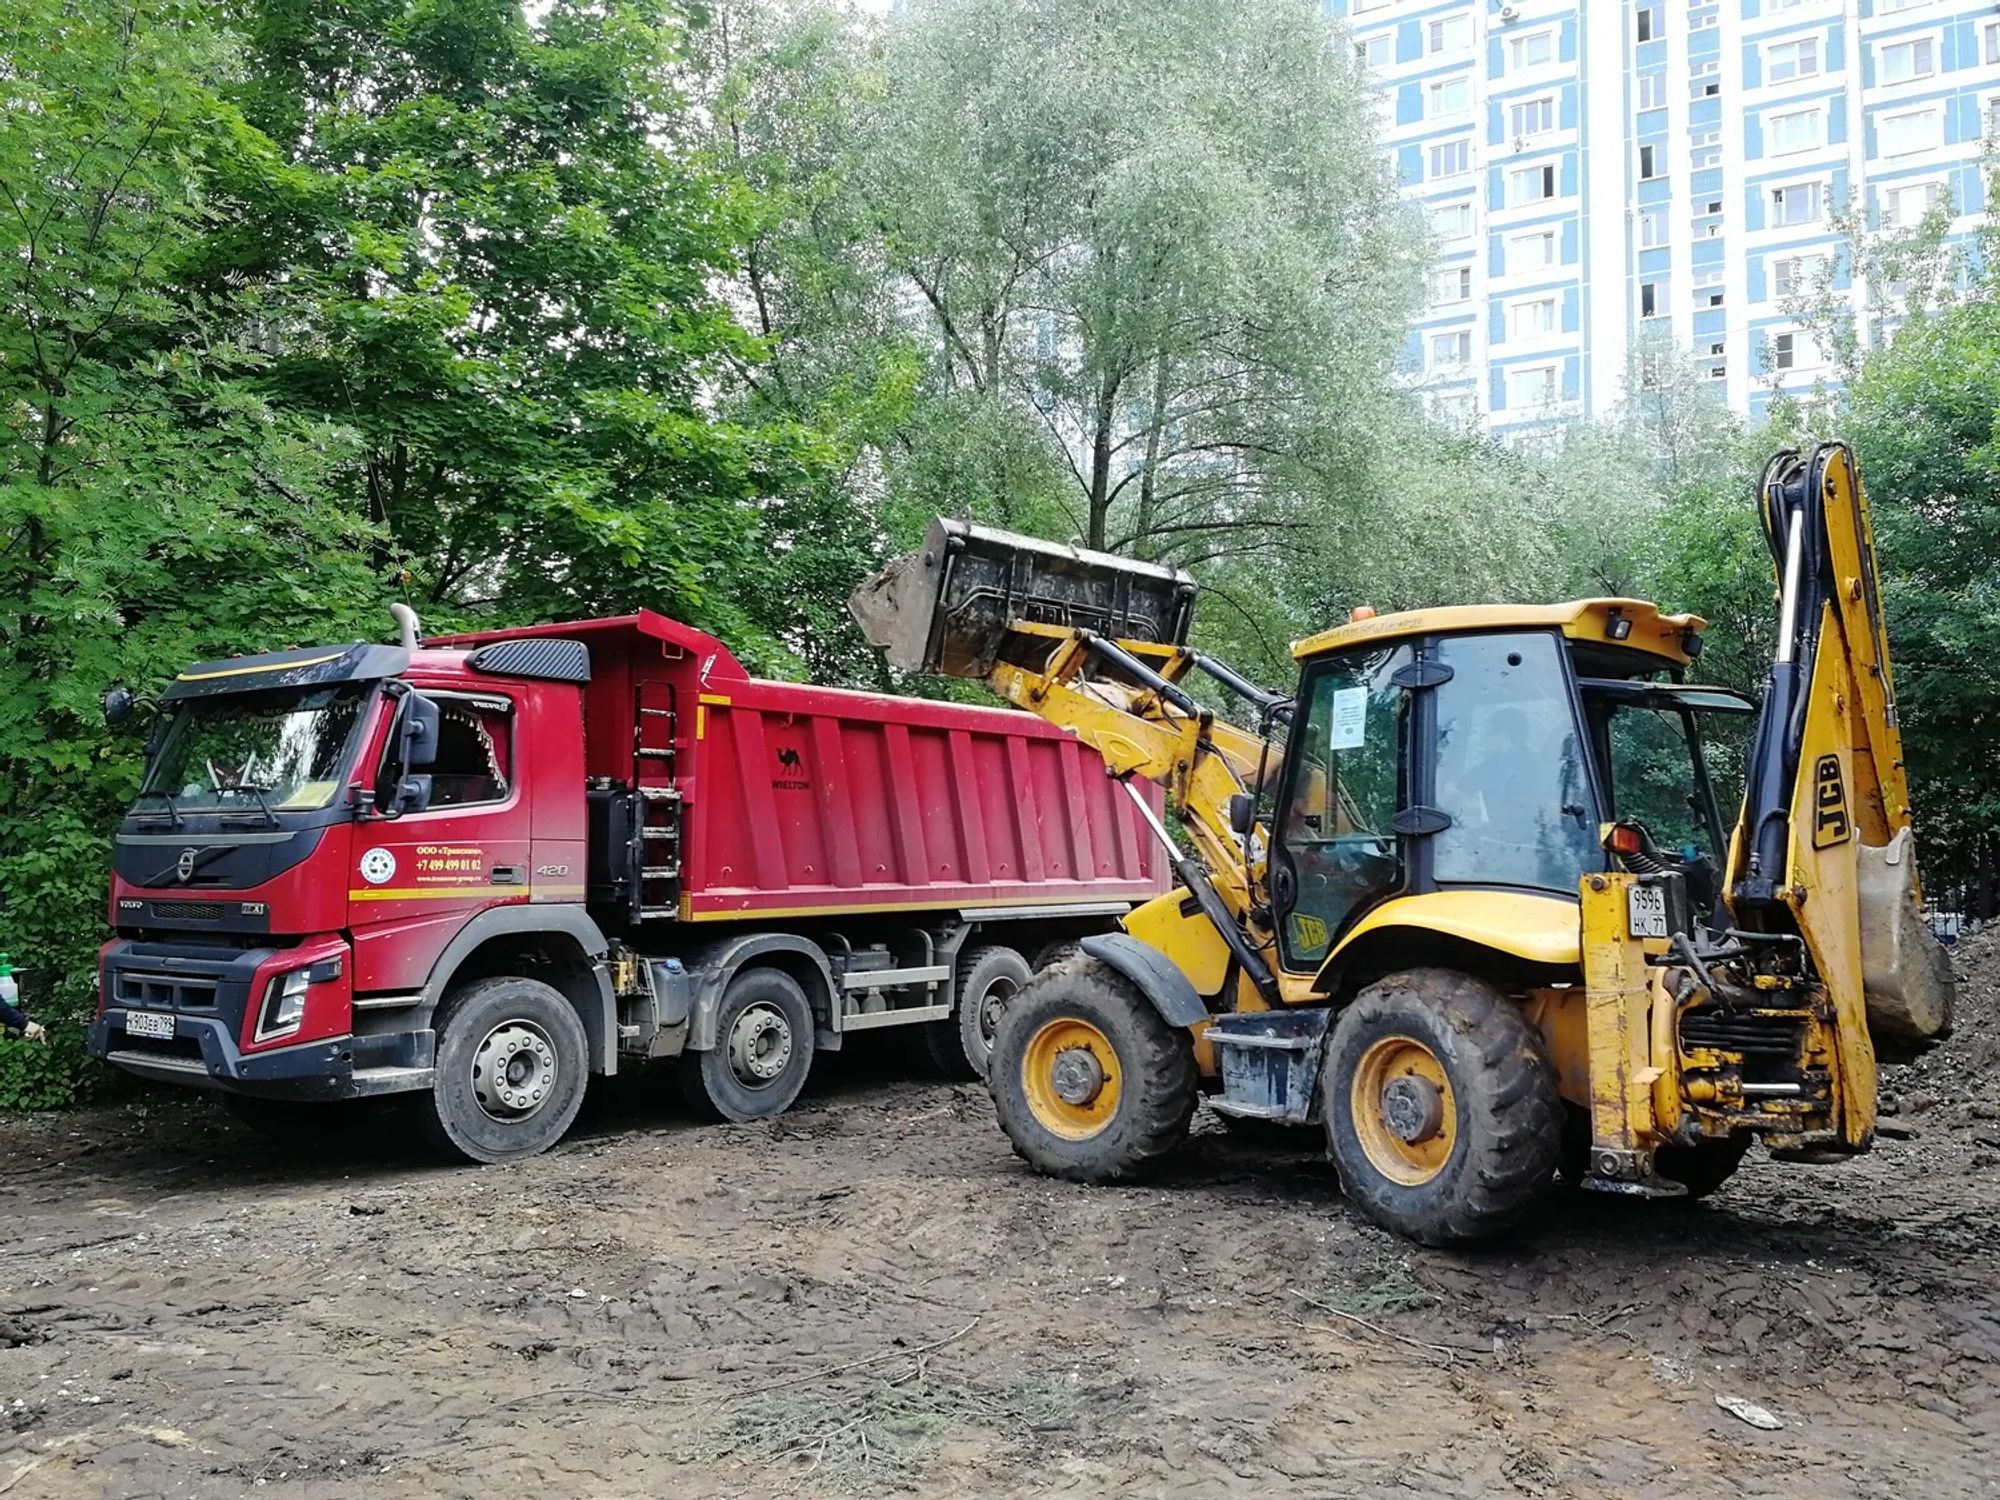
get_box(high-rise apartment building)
[1328,0,2000,432]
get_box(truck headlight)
[256,968,310,1041]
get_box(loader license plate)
[1627,885,1669,940]
[124,1010,175,1041]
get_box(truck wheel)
[679,967,815,1123]
[1656,1137,1751,1200]
[925,945,1032,1080]
[417,976,588,1165]
[1321,968,1561,1246]
[988,956,1197,1182]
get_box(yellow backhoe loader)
[852,443,1954,1245]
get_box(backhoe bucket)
[849,518,1197,677]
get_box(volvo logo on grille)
[175,847,199,883]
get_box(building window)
[1510,297,1557,337]
[1771,332,1797,370]
[1878,0,1934,10]
[1771,181,1824,227]
[1636,7,1662,43]
[1706,198,1724,216]
[1510,97,1556,138]
[1639,144,1662,179]
[1510,30,1555,69]
[1639,73,1666,109]
[1430,138,1472,178]
[1640,282,1661,318]
[1704,289,1725,308]
[1429,330,1472,370]
[1428,13,1472,54]
[1507,162,1556,206]
[1879,37,1936,86]
[1767,38,1820,83]
[1639,207,1667,247]
[1769,109,1823,155]
[1879,107,1943,157]
[1771,254,1823,298]
[1506,230,1557,273]
[1431,265,1473,304]
[1708,341,1726,357]
[1430,201,1474,240]
[1505,363,1559,408]
[1352,0,1390,11]
[1885,180,1946,229]
[1986,22,2000,68]
[1691,130,1723,169]
[1357,32,1394,68]
[1690,8,1718,30]
[1429,77,1472,117]
[1432,392,1476,426]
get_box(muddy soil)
[5,944,2000,1500]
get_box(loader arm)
[850,521,1287,1001]
[1729,444,1952,1106]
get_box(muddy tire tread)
[989,955,1198,1183]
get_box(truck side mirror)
[394,773,433,814]
[404,694,440,769]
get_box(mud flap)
[1078,934,1209,1029]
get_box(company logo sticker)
[175,847,199,883]
[359,847,397,885]
[1811,755,1851,849]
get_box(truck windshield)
[136,684,370,816]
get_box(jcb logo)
[1812,755,1851,848]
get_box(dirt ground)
[5,945,2000,1500]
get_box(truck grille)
[149,901,225,922]
[116,970,221,1012]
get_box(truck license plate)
[124,1011,175,1041]
[1627,884,1669,940]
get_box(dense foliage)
[2,0,1995,1105]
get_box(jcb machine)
[853,443,1954,1244]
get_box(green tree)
[0,0,388,1103]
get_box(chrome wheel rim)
[471,1019,558,1122]
[727,1003,794,1087]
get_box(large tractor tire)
[1320,968,1562,1246]
[417,975,589,1164]
[988,956,1198,1182]
[925,945,1033,1081]
[679,967,816,1123]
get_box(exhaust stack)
[389,603,421,651]
[850,519,1197,678]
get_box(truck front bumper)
[89,939,432,1101]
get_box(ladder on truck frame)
[631,680,682,922]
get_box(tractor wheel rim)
[1349,1035,1456,1186]
[728,1003,793,1087]
[471,1019,558,1122]
[977,974,1020,1046]
[1021,1018,1121,1140]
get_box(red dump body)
[443,610,1167,922]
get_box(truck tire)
[679,967,815,1123]
[1321,968,1562,1246]
[925,945,1033,1080]
[416,975,589,1164]
[988,956,1197,1182]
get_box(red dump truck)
[86,608,1166,1160]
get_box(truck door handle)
[491,865,525,885]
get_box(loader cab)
[1268,601,1734,971]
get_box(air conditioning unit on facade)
[1499,4,1520,21]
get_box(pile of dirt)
[1888,927,2000,1113]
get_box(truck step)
[642,866,680,879]
[638,706,674,717]
[639,906,679,919]
[640,826,677,839]
[635,746,674,760]
[638,786,681,801]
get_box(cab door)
[347,689,531,994]
[1269,644,1412,971]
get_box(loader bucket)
[849,518,1198,677]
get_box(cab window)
[1431,631,1598,894]
[426,698,513,807]
[1273,645,1408,969]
